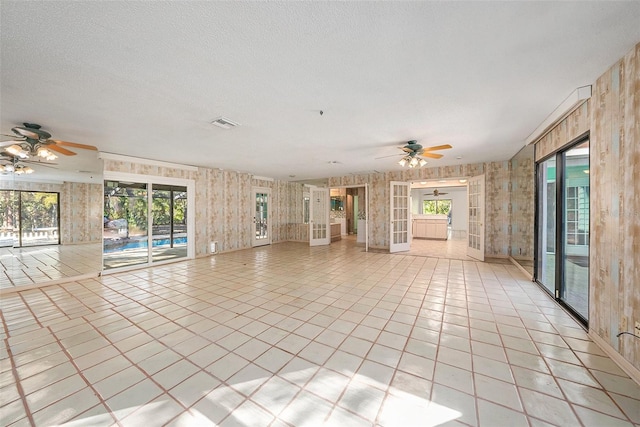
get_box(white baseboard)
[589,330,640,386]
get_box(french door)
[390,181,411,253]
[536,137,590,323]
[309,186,330,246]
[252,187,271,247]
[467,174,485,261]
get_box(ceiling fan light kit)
[1,162,33,174]
[393,140,452,169]
[0,123,98,159]
[36,147,58,161]
[6,144,29,158]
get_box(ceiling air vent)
[210,117,240,129]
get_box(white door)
[309,186,330,246]
[467,174,485,261]
[390,181,411,253]
[252,187,271,247]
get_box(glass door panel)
[467,174,485,261]
[103,181,148,269]
[310,187,330,246]
[562,141,589,320]
[252,188,271,247]
[151,185,188,262]
[390,181,410,253]
[537,157,556,295]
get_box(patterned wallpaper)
[509,144,535,262]
[103,159,305,257]
[589,43,639,372]
[60,182,103,244]
[327,161,513,255]
[535,101,590,162]
[485,161,511,257]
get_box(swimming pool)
[104,236,187,253]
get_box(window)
[303,194,310,224]
[423,199,451,215]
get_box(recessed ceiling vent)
[210,117,240,129]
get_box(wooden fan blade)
[48,144,77,156]
[400,147,414,153]
[420,152,443,159]
[375,153,404,160]
[422,144,452,152]
[51,140,98,151]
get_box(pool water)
[104,236,187,253]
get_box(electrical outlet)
[635,321,640,333]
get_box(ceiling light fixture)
[6,144,29,158]
[459,179,468,183]
[36,147,57,161]
[398,155,427,168]
[12,165,34,174]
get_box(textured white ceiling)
[2,1,639,181]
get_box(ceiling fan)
[430,189,448,197]
[0,153,59,175]
[376,140,452,168]
[0,123,97,160]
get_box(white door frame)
[390,181,411,253]
[467,174,485,261]
[252,186,272,247]
[309,186,330,246]
[328,184,369,251]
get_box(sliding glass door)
[151,185,188,262]
[536,158,556,295]
[536,137,589,323]
[103,176,193,271]
[103,181,149,269]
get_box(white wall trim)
[525,85,591,146]
[99,152,198,172]
[589,331,640,386]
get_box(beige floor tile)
[474,373,523,411]
[477,399,528,427]
[560,377,628,417]
[520,388,581,426]
[2,242,638,427]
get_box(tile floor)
[1,241,639,426]
[406,233,473,261]
[1,243,102,289]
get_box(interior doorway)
[329,185,368,249]
[252,187,271,247]
[405,178,471,259]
